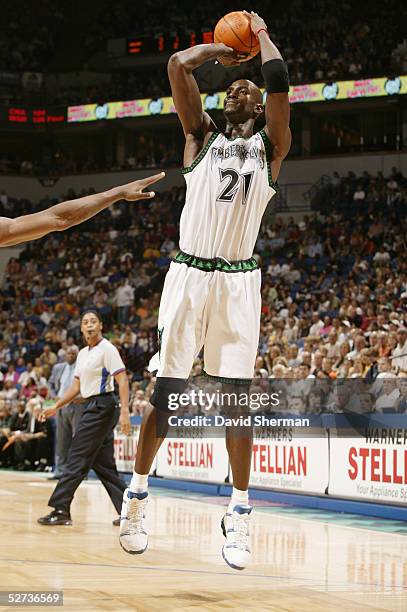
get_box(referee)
[38,310,130,526]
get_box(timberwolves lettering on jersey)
[180,130,276,261]
[210,140,266,167]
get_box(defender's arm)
[0,172,165,247]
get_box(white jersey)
[180,129,276,261]
[74,338,125,398]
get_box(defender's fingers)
[140,171,165,186]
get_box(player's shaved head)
[229,79,263,104]
[242,79,263,104]
[224,79,264,124]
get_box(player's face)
[224,80,263,123]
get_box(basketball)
[214,11,260,62]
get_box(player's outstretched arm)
[168,44,239,140]
[0,172,165,247]
[244,11,291,183]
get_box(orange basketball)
[214,11,260,62]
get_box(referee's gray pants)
[48,392,126,514]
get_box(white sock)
[230,486,249,507]
[129,471,149,494]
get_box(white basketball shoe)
[119,489,148,554]
[221,504,253,570]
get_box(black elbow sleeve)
[261,59,290,93]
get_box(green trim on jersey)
[202,369,252,386]
[172,250,258,273]
[258,129,278,190]
[181,132,219,174]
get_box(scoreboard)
[127,31,214,55]
[3,106,66,125]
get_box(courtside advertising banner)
[114,425,156,474]
[156,433,229,483]
[328,426,407,505]
[247,427,329,494]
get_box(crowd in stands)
[0,168,406,469]
[0,132,182,177]
[311,166,406,217]
[0,0,65,72]
[1,0,406,106]
[86,0,405,85]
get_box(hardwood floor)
[0,471,406,611]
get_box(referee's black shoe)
[38,509,72,526]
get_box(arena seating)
[0,169,406,469]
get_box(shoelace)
[127,498,147,533]
[230,513,250,548]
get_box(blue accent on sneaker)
[233,505,253,515]
[127,490,148,500]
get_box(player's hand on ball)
[120,411,131,436]
[216,43,247,66]
[243,10,268,36]
[121,172,166,201]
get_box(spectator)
[353,185,366,202]
[114,278,135,324]
[396,378,407,412]
[40,344,58,367]
[375,375,400,412]
[392,327,407,372]
[131,390,148,416]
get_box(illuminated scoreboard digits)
[8,108,28,123]
[7,107,66,124]
[127,30,214,55]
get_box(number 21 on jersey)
[216,168,254,205]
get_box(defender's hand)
[120,411,131,436]
[121,172,166,201]
[243,10,268,36]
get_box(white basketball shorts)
[148,252,261,381]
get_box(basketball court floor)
[1,471,406,611]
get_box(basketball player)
[0,172,164,247]
[120,11,291,570]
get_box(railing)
[271,183,313,213]
[303,175,332,206]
